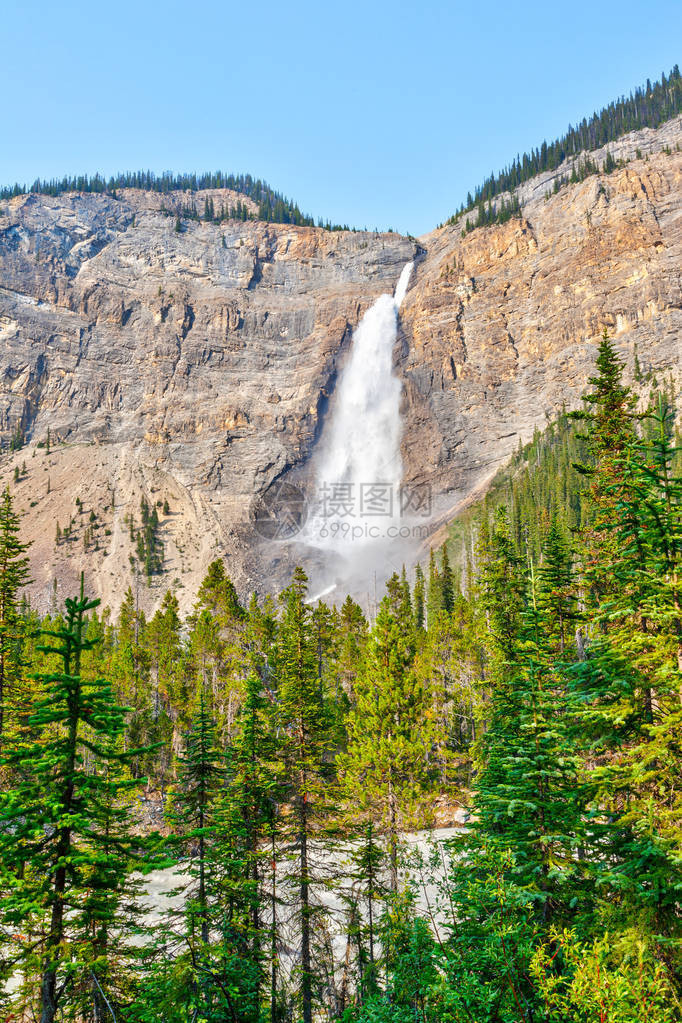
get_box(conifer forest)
[0,331,680,1022]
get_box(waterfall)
[304,261,413,568]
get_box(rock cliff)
[400,135,682,521]
[1,122,681,613]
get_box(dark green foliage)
[196,558,245,624]
[459,192,521,234]
[132,495,164,578]
[464,513,588,921]
[0,487,30,737]
[0,581,151,1022]
[573,328,637,458]
[439,546,454,614]
[1,168,318,228]
[412,564,425,632]
[136,689,272,1023]
[426,548,442,626]
[276,566,333,1023]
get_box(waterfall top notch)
[394,261,414,308]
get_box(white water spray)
[304,262,413,569]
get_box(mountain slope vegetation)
[450,63,682,230]
[0,334,680,1020]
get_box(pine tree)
[413,564,425,633]
[572,328,638,606]
[469,511,588,905]
[413,591,481,779]
[342,574,437,892]
[139,690,269,1023]
[536,520,578,654]
[175,698,223,948]
[435,519,590,1020]
[161,700,233,1021]
[196,559,245,625]
[334,594,367,699]
[228,666,281,1017]
[0,580,150,1023]
[184,560,248,741]
[345,821,386,999]
[440,545,454,613]
[275,567,332,1023]
[146,589,181,721]
[426,548,442,627]
[0,487,30,737]
[578,394,682,951]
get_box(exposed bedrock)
[1,128,681,611]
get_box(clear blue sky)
[3,0,681,235]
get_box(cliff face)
[0,188,416,610]
[1,124,681,613]
[399,144,682,522]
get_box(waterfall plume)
[301,262,415,599]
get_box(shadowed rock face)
[1,123,681,614]
[0,188,417,610]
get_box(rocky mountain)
[1,120,681,614]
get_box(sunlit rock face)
[1,119,681,613]
[399,127,682,524]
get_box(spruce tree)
[334,594,367,699]
[536,520,578,654]
[440,544,454,613]
[342,574,437,892]
[140,693,269,1023]
[196,559,245,625]
[413,564,425,633]
[174,698,223,950]
[228,667,281,1018]
[275,567,331,1023]
[0,487,30,738]
[438,516,590,1019]
[578,394,682,952]
[573,328,639,608]
[426,548,442,627]
[145,590,181,775]
[0,580,150,1023]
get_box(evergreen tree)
[342,574,437,892]
[426,548,442,627]
[334,594,367,699]
[275,567,332,1023]
[145,590,181,723]
[229,667,281,1018]
[536,520,578,654]
[196,559,245,625]
[470,519,587,920]
[413,564,425,633]
[139,693,269,1023]
[0,487,30,737]
[0,580,150,1023]
[578,394,682,954]
[440,545,454,613]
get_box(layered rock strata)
[1,126,681,611]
